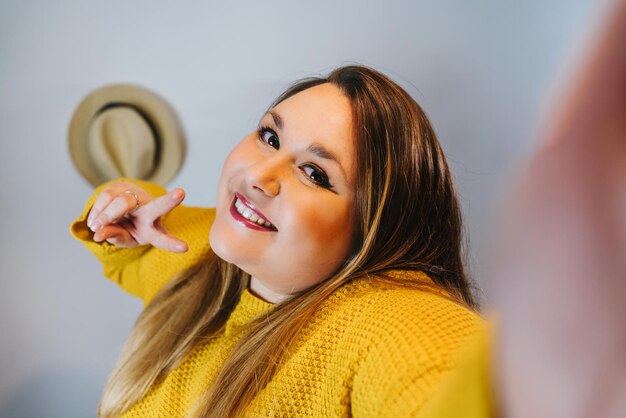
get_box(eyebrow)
[307,143,340,165]
[269,110,283,130]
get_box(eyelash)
[257,126,280,150]
[256,126,334,190]
[301,164,333,189]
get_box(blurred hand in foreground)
[489,1,626,417]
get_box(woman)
[72,66,483,417]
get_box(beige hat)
[68,84,186,187]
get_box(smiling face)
[209,83,356,302]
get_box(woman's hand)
[86,181,189,253]
[491,1,626,416]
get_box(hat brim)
[68,84,186,187]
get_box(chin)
[208,222,251,276]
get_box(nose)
[244,154,286,197]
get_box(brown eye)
[258,128,280,150]
[302,164,332,189]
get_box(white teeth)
[234,197,274,229]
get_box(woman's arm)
[71,178,216,304]
[491,1,626,416]
[541,0,626,148]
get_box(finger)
[146,219,188,253]
[105,235,136,248]
[93,224,137,247]
[90,191,143,232]
[87,182,145,228]
[87,186,119,228]
[135,188,185,222]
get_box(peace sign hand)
[86,181,189,253]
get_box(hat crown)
[68,83,185,187]
[88,106,157,180]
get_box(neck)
[248,277,288,304]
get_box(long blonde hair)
[98,65,476,417]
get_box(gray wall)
[0,0,598,416]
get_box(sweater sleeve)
[351,289,486,417]
[70,178,216,305]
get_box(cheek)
[215,159,233,208]
[286,198,354,261]
[215,138,254,207]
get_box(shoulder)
[337,273,482,333]
[339,274,485,416]
[332,274,484,366]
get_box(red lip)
[229,193,277,232]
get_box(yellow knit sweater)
[71,180,490,417]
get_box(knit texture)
[71,179,487,417]
[419,324,493,418]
